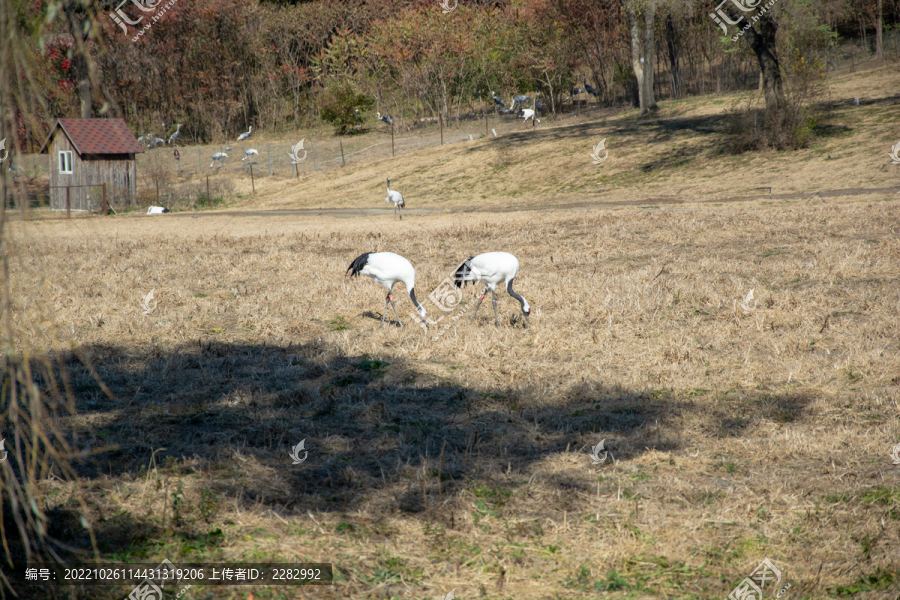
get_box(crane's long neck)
[408,285,427,318]
[507,278,530,314]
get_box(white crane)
[385,178,405,219]
[347,252,428,329]
[167,123,182,145]
[137,133,154,146]
[210,152,227,168]
[377,112,394,125]
[148,136,166,148]
[518,107,540,126]
[242,148,259,162]
[225,142,233,151]
[237,126,252,142]
[453,252,530,328]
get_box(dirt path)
[150,183,900,219]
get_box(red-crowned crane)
[210,152,227,168]
[347,252,428,329]
[385,178,405,219]
[453,252,530,328]
[167,123,182,145]
[237,126,253,142]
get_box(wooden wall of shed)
[48,132,87,211]
[48,132,138,212]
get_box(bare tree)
[722,4,786,114]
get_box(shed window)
[58,151,73,174]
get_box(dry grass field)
[3,64,900,600]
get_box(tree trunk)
[665,14,682,99]
[64,3,92,119]
[642,0,658,111]
[724,8,785,114]
[876,0,884,61]
[622,0,658,115]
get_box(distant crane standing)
[385,178,405,219]
[347,252,428,329]
[210,152,227,168]
[377,112,394,125]
[452,252,531,328]
[237,126,253,142]
[242,148,259,162]
[167,123,182,145]
[148,137,166,149]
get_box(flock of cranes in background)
[137,77,601,169]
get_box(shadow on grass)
[5,338,816,598]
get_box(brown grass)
[4,185,900,598]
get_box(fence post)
[199,147,202,173]
[156,178,160,204]
[310,141,317,172]
[391,125,394,157]
[102,183,107,215]
[440,113,443,145]
[485,112,488,136]
[267,142,271,176]
[206,176,210,206]
[66,186,70,219]
[249,163,255,194]
[339,136,345,167]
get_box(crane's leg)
[381,296,390,328]
[491,289,499,327]
[389,296,403,327]
[469,287,489,324]
[399,205,402,220]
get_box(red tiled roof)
[39,118,145,155]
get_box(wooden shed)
[39,118,144,212]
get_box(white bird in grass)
[167,123,182,145]
[137,133,154,146]
[385,178,405,219]
[347,252,428,329]
[210,152,227,168]
[518,107,540,126]
[148,137,166,148]
[225,142,233,151]
[237,126,252,142]
[242,148,259,162]
[377,112,393,125]
[453,251,530,328]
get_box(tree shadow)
[4,338,816,597]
